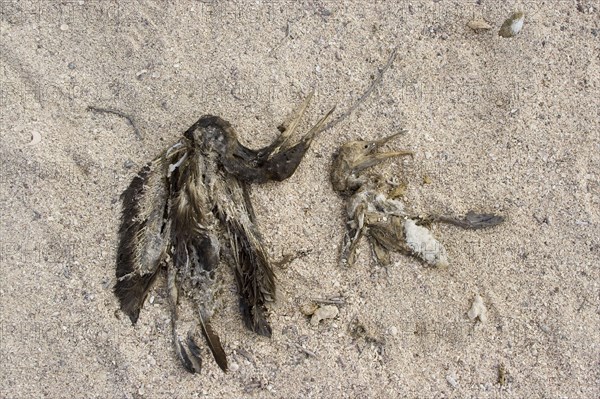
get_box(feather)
[199,308,228,371]
[210,175,275,337]
[115,152,175,323]
[116,94,331,373]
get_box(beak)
[373,129,408,151]
[354,150,413,172]
[354,129,412,171]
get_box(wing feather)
[115,144,186,323]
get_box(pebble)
[446,373,458,388]
[468,294,488,323]
[300,303,318,316]
[499,11,525,38]
[60,24,69,31]
[310,305,339,326]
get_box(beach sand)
[1,1,598,397]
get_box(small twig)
[296,344,317,358]
[311,297,346,305]
[322,47,398,133]
[87,105,142,139]
[273,248,313,269]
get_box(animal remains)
[115,92,334,373]
[331,132,504,267]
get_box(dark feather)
[227,217,275,337]
[199,309,228,371]
[115,155,172,323]
[116,95,331,373]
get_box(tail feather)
[199,309,228,371]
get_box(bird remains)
[115,92,334,373]
[331,132,504,267]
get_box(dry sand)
[1,1,599,398]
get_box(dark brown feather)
[199,309,228,371]
[115,157,171,323]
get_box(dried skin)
[115,93,334,373]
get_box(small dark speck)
[123,159,134,169]
[32,210,42,220]
[592,29,598,37]
[68,62,76,70]
[101,276,112,289]
[560,26,567,32]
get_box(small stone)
[229,362,239,372]
[468,294,488,322]
[300,302,318,316]
[68,62,76,70]
[446,374,458,388]
[60,23,69,31]
[499,11,524,38]
[310,305,339,326]
[389,326,398,336]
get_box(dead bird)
[115,92,335,373]
[331,132,504,267]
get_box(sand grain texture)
[1,1,598,398]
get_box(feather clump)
[115,93,334,373]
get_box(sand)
[1,1,598,398]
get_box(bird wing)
[213,176,275,337]
[114,142,187,323]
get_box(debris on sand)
[467,294,488,323]
[310,305,339,326]
[499,11,525,38]
[468,18,492,31]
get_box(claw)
[428,211,505,230]
[175,333,202,374]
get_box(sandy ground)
[1,1,599,398]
